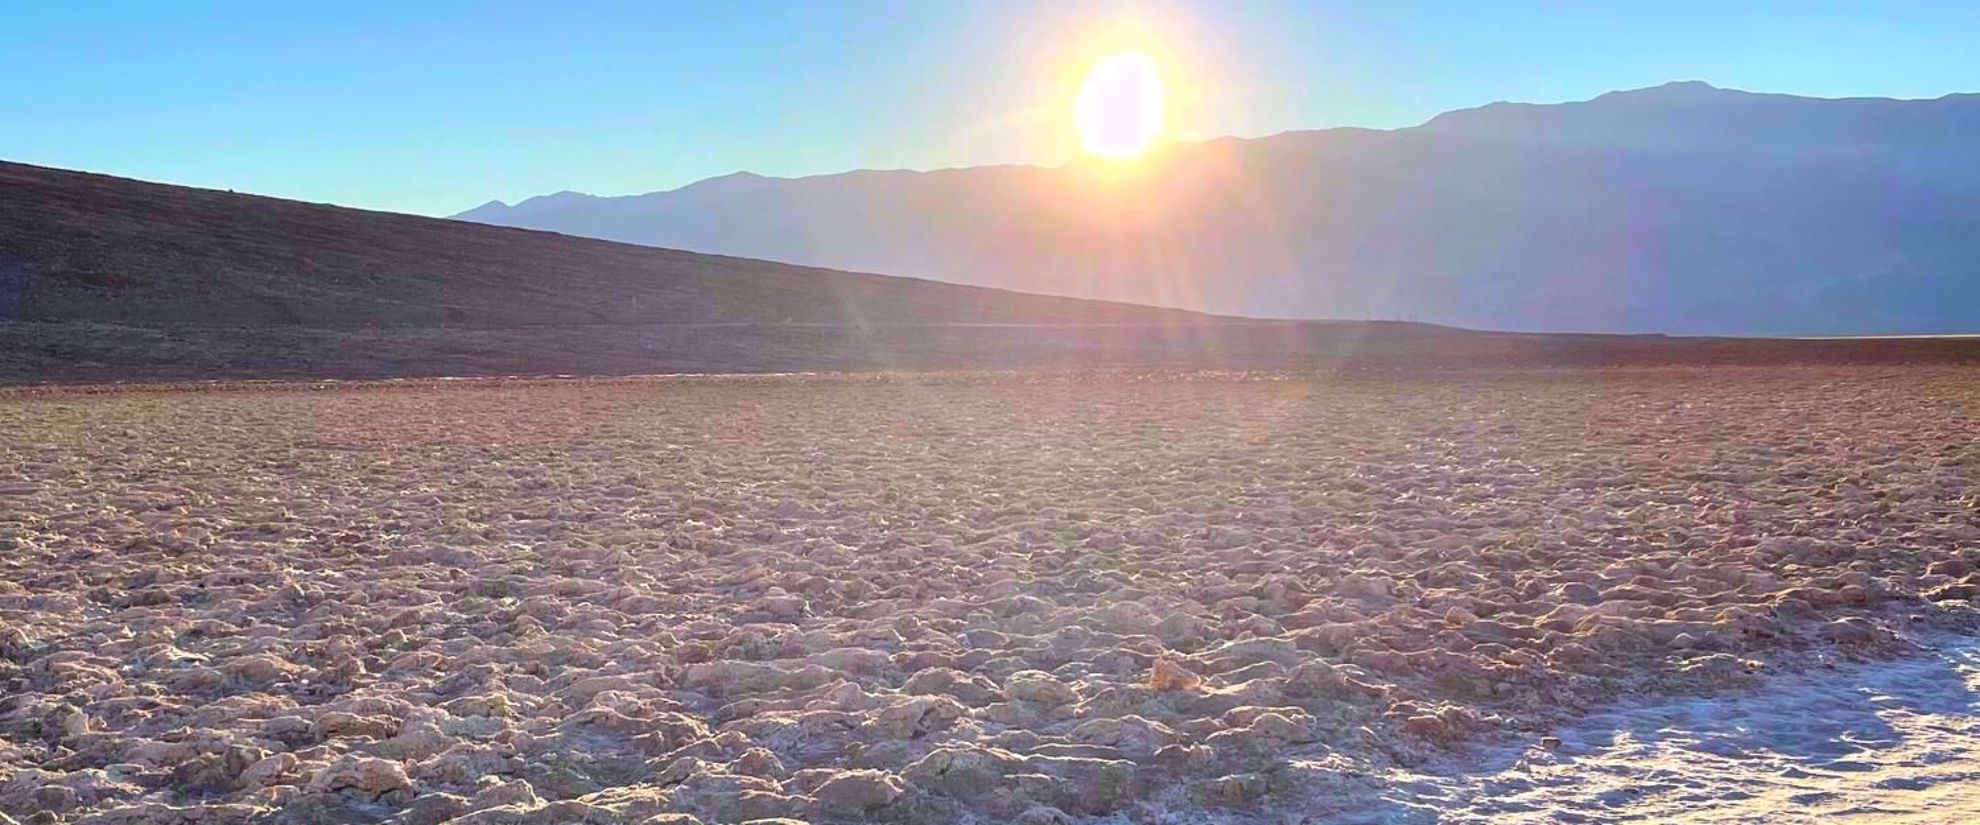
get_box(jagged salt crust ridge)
[0,368,1976,824]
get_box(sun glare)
[1075,52,1164,158]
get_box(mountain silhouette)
[457,82,1980,335]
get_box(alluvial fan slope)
[1,369,1977,824]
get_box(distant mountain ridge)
[1422,82,1980,160]
[456,82,1980,335]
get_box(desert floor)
[2,368,1977,824]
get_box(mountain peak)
[517,190,595,207]
[671,170,776,196]
[1642,79,1721,94]
[451,198,514,221]
[1425,81,1746,128]
[454,190,599,223]
[1595,79,1739,103]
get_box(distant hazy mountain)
[457,82,1980,335]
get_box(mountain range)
[12,156,1979,384]
[457,82,1980,336]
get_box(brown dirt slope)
[4,159,1980,383]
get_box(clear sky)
[6,0,1980,216]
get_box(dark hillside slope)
[0,160,1206,329]
[4,160,1979,383]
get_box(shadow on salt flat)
[1358,637,1980,824]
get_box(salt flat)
[1,368,1975,824]
[1372,633,1980,824]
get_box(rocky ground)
[1,368,1976,824]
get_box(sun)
[1075,52,1164,158]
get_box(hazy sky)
[7,0,1980,216]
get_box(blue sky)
[6,0,1980,216]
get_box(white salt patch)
[1363,636,1980,823]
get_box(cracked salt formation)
[0,368,1975,824]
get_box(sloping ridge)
[0,158,1340,383]
[3,159,1979,384]
[0,159,1204,330]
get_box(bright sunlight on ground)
[1075,52,1164,158]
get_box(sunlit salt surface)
[1361,636,1980,824]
